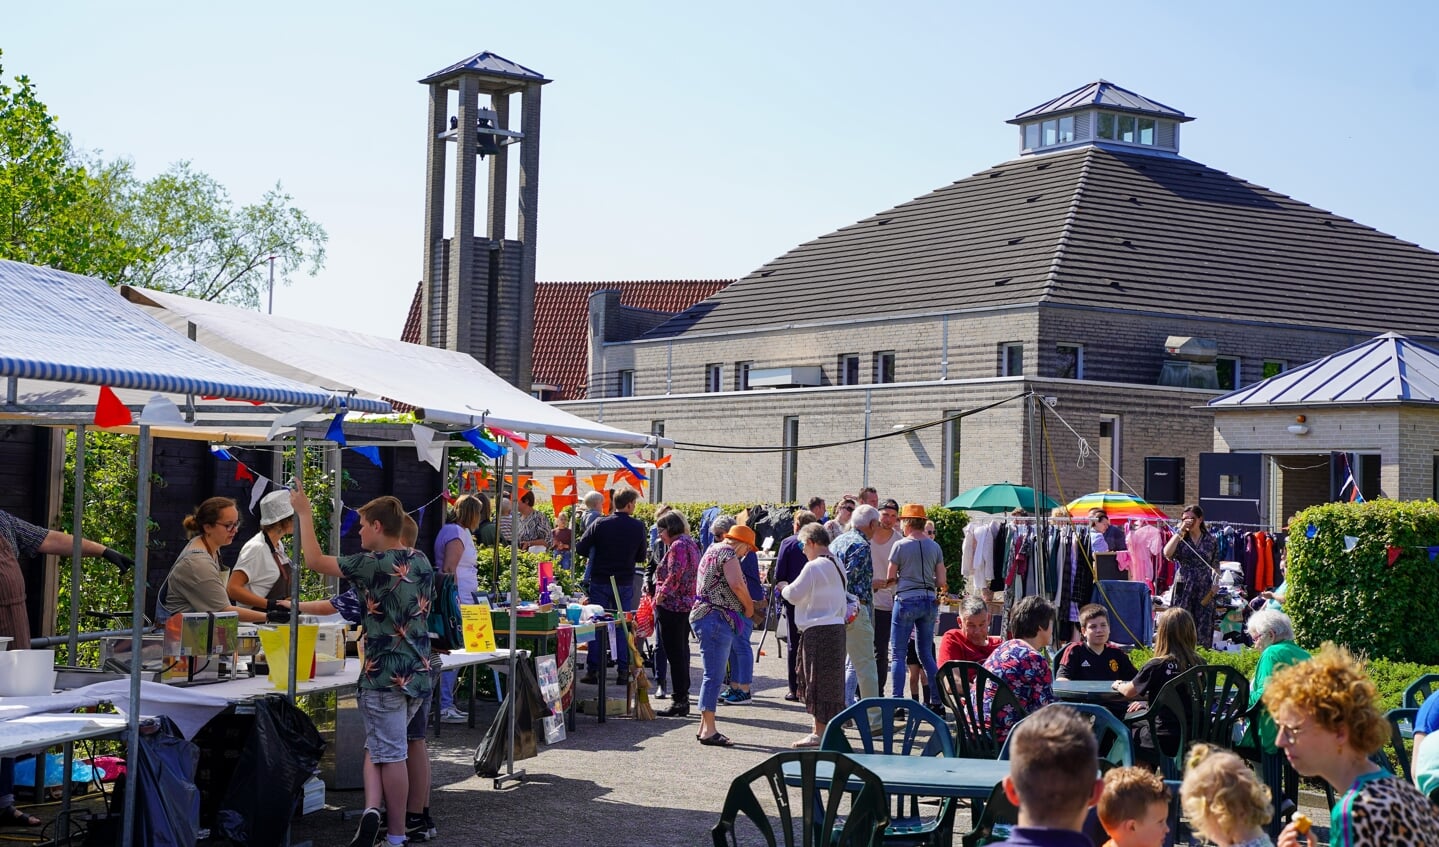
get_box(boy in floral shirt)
[293,492,434,847]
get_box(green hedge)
[476,549,579,602]
[1285,501,1439,664]
[928,507,970,571]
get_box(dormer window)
[1023,116,1075,150]
[1096,113,1158,146]
[1010,81,1191,156]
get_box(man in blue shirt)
[989,705,1103,847]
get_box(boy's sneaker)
[439,706,468,724]
[721,689,752,704]
[350,808,382,847]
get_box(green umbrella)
[945,483,1059,514]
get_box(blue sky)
[5,1,1437,337]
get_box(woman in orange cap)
[689,524,757,747]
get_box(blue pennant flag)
[340,509,359,536]
[416,505,426,529]
[1428,546,1439,562]
[460,428,506,459]
[611,452,648,481]
[352,446,382,467]
[1304,523,1318,539]
[325,409,348,447]
[209,446,235,462]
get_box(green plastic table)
[1053,679,1128,704]
[781,754,1010,799]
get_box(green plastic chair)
[936,660,1029,759]
[1404,674,1439,709]
[999,702,1134,770]
[1122,664,1250,780]
[711,751,890,847]
[1382,707,1418,781]
[821,698,955,846]
[959,782,1017,847]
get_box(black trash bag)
[475,659,551,778]
[215,694,326,845]
[131,715,201,847]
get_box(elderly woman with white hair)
[1244,608,1310,754]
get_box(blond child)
[1180,743,1273,847]
[1097,766,1172,847]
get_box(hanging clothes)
[1125,524,1163,590]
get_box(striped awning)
[0,260,388,413]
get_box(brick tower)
[418,52,549,390]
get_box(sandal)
[0,806,41,828]
[790,733,821,749]
[698,732,734,747]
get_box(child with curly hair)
[1180,743,1272,847]
[1097,766,1172,847]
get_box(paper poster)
[556,627,575,711]
[461,602,497,653]
[536,654,566,744]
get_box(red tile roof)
[400,279,732,399]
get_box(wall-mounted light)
[1287,414,1309,436]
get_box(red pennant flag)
[1387,546,1402,566]
[487,425,529,449]
[235,462,255,483]
[94,386,133,428]
[544,435,578,456]
[441,490,456,505]
[461,473,472,491]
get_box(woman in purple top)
[981,595,1056,744]
[774,511,821,701]
[652,510,700,717]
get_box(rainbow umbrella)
[1065,490,1169,521]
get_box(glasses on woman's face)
[217,520,242,531]
[1275,718,1309,746]
[925,529,936,536]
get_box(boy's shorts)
[406,685,434,740]
[358,688,424,764]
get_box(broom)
[611,576,656,720]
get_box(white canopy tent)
[122,286,667,447]
[0,259,391,845]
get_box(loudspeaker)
[1144,457,1185,504]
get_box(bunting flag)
[503,474,534,490]
[1428,546,1439,562]
[236,462,255,483]
[611,452,648,481]
[461,472,472,491]
[1386,546,1403,567]
[1343,535,1359,552]
[651,455,673,469]
[544,435,578,456]
[249,477,268,512]
[1304,523,1318,539]
[352,446,382,467]
[138,394,190,427]
[553,474,576,496]
[441,490,456,505]
[340,509,359,536]
[267,406,321,441]
[460,428,505,459]
[210,446,235,462]
[416,505,426,528]
[324,409,348,447]
[487,425,529,449]
[411,423,445,472]
[472,469,488,489]
[577,446,603,466]
[551,492,578,516]
[586,474,609,494]
[94,386,133,428]
[529,478,549,493]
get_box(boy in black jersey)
[1057,604,1136,682]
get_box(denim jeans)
[438,669,457,712]
[727,616,754,686]
[691,609,736,713]
[889,594,939,703]
[587,578,635,674]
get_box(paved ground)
[287,647,1328,847]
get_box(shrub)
[1286,501,1439,663]
[476,549,578,602]
[928,507,969,576]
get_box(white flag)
[138,394,190,427]
[250,476,269,512]
[412,423,445,471]
[266,406,321,441]
[1343,535,1360,552]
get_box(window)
[704,363,722,393]
[1118,115,1136,143]
[1138,117,1156,145]
[1024,123,1040,149]
[1096,112,1158,146]
[1262,360,1287,379]
[873,351,896,384]
[781,416,799,502]
[838,354,860,386]
[1001,343,1024,377]
[617,370,634,397]
[650,421,665,502]
[735,361,752,391]
[942,410,962,502]
[1216,356,1241,391]
[1026,116,1076,149]
[1056,344,1083,379]
[1097,113,1116,140]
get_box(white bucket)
[0,649,57,697]
[0,636,12,651]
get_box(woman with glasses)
[165,496,279,623]
[1267,643,1439,846]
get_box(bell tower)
[418,52,549,390]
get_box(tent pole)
[496,441,525,788]
[67,425,86,662]
[288,428,305,701]
[121,425,153,847]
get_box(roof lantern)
[1007,80,1193,156]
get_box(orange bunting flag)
[551,493,578,515]
[586,474,609,494]
[544,435,578,456]
[487,425,529,449]
[94,386,133,428]
[652,455,673,469]
[553,475,576,496]
[461,473,472,491]
[530,478,549,493]
[474,468,489,487]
